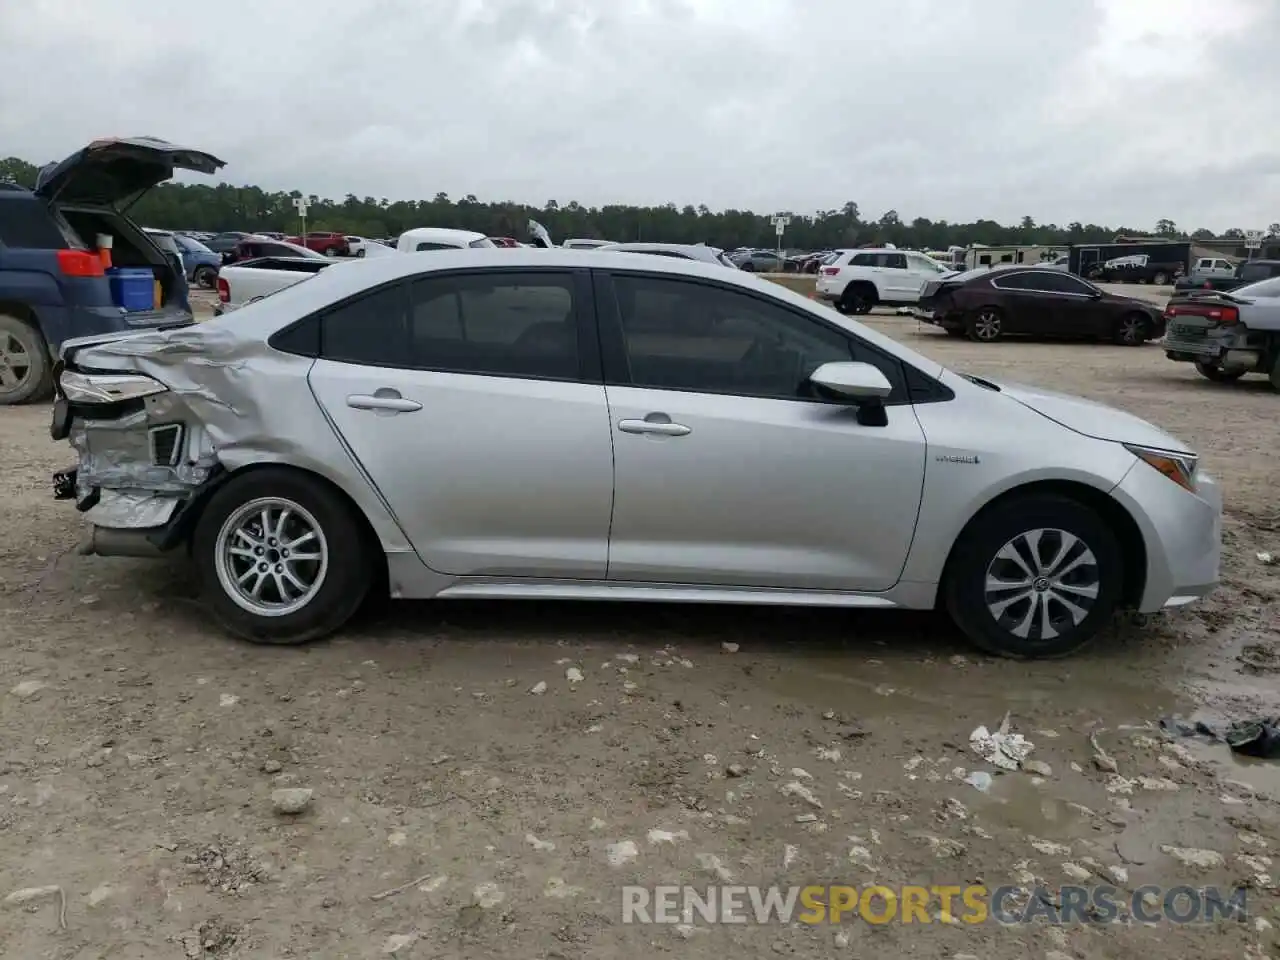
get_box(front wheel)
[1195,360,1246,383]
[944,495,1122,659]
[192,468,372,644]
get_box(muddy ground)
[1,288,1278,959]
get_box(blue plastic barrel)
[106,267,155,312]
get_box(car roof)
[208,248,946,377]
[398,227,488,244]
[597,242,720,256]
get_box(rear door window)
[408,272,581,380]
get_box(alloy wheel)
[1119,316,1146,344]
[0,331,33,397]
[214,497,329,617]
[973,311,1002,341]
[983,528,1099,642]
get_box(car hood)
[989,378,1194,453]
[35,137,225,206]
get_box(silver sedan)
[51,249,1221,657]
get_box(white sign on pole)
[771,214,791,237]
[293,196,310,235]
[1244,229,1264,249]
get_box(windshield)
[177,235,213,254]
[948,266,1003,283]
[1237,263,1275,283]
[1231,276,1280,299]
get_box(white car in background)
[816,248,955,315]
[344,236,397,258]
[594,242,739,268]
[396,228,496,253]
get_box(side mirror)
[809,361,892,401]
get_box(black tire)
[840,284,875,316]
[1153,271,1169,286]
[738,262,756,273]
[355,248,366,258]
[193,265,217,289]
[323,247,340,257]
[0,313,53,405]
[944,494,1123,659]
[1113,313,1149,346]
[966,307,1003,342]
[192,468,372,645]
[1195,360,1245,383]
[1270,353,1280,392]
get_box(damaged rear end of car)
[51,331,224,557]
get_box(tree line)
[3,155,1273,252]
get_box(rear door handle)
[347,393,422,413]
[618,418,691,437]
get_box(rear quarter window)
[0,198,69,249]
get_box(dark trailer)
[1069,240,1191,278]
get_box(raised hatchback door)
[306,270,615,579]
[598,273,927,591]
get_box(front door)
[306,269,615,578]
[597,272,927,591]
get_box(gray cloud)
[0,0,1275,231]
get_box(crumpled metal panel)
[72,391,216,496]
[85,489,182,529]
[66,323,413,553]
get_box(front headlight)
[1124,443,1198,492]
[60,370,168,404]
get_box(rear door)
[305,268,615,579]
[876,252,913,301]
[987,271,1054,333]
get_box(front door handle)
[618,417,691,437]
[347,392,422,413]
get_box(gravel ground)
[1,290,1278,959]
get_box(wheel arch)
[938,478,1147,609]
[162,462,390,593]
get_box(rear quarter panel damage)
[64,325,414,555]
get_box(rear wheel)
[967,307,1003,342]
[355,248,366,258]
[1113,313,1149,345]
[323,247,339,257]
[193,265,217,289]
[1195,360,1246,383]
[1153,270,1169,285]
[192,468,372,644]
[0,313,53,405]
[944,495,1122,659]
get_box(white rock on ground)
[270,788,314,815]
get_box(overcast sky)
[1,0,1276,231]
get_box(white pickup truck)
[214,256,338,316]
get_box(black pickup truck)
[1085,254,1184,285]
[1173,258,1280,294]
